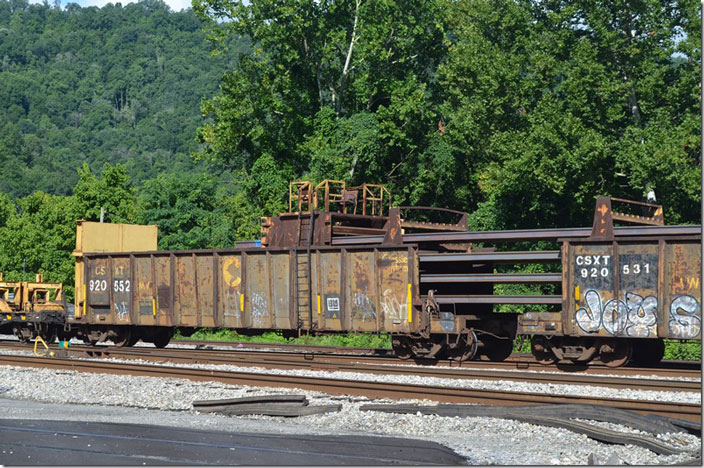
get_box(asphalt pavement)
[0,400,465,466]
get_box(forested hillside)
[0,0,237,196]
[0,0,243,294]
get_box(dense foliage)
[195,0,701,232]
[0,0,237,197]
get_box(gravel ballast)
[0,362,700,465]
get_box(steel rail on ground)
[50,346,704,393]
[0,354,698,422]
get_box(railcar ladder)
[295,252,311,330]
[295,213,315,331]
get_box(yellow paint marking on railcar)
[5,315,10,320]
[79,284,86,319]
[317,294,321,315]
[240,293,245,312]
[20,315,25,321]
[574,286,580,302]
[152,298,156,317]
[407,283,412,323]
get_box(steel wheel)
[482,336,514,362]
[151,329,172,348]
[531,336,557,365]
[631,339,664,367]
[446,330,478,362]
[392,337,413,360]
[126,333,140,347]
[112,329,131,348]
[599,340,632,368]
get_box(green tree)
[194,0,449,229]
[137,172,220,249]
[438,0,700,229]
[73,163,137,223]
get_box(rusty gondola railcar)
[518,197,702,366]
[71,245,424,348]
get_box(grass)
[174,328,701,361]
[663,339,702,361]
[173,328,392,349]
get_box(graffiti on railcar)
[575,289,657,337]
[223,289,242,318]
[666,242,701,339]
[668,295,701,339]
[381,288,406,323]
[115,301,129,320]
[251,292,267,327]
[575,290,602,333]
[623,292,657,337]
[353,291,376,321]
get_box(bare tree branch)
[337,0,362,115]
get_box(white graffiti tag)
[575,289,658,337]
[115,302,129,321]
[668,295,701,339]
[602,299,628,335]
[624,292,657,337]
[353,292,376,321]
[251,292,268,327]
[381,289,405,323]
[575,290,602,333]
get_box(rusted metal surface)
[563,239,701,340]
[397,206,469,232]
[73,221,157,321]
[332,225,701,245]
[74,247,419,335]
[663,241,702,340]
[591,196,664,240]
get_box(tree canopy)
[194,0,701,229]
[0,0,239,197]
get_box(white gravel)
[1,345,698,405]
[0,358,701,465]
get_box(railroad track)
[171,339,702,375]
[2,337,699,378]
[0,341,699,394]
[0,353,699,423]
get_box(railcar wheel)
[13,327,32,344]
[446,330,478,362]
[112,329,131,348]
[392,337,413,360]
[41,330,57,344]
[482,336,514,362]
[631,339,664,367]
[151,330,172,348]
[127,333,140,347]
[530,336,557,365]
[599,340,632,368]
